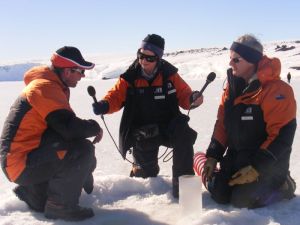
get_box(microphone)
[198,72,216,96]
[87,86,98,103]
[190,72,216,108]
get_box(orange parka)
[103,60,192,114]
[0,66,100,181]
[206,56,297,175]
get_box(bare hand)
[193,95,204,107]
[203,157,217,180]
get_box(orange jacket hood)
[257,55,281,84]
[24,66,64,87]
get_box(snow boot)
[280,173,296,200]
[14,185,47,212]
[44,200,94,221]
[129,165,147,178]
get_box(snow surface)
[0,41,300,225]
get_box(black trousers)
[15,130,96,206]
[208,153,287,208]
[132,115,197,178]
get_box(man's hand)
[92,128,103,144]
[203,157,217,180]
[92,100,109,115]
[228,165,259,186]
[190,91,204,109]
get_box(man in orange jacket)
[92,34,203,198]
[0,46,103,221]
[202,35,297,208]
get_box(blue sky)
[1,0,299,61]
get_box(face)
[138,48,158,74]
[61,68,85,87]
[229,50,256,82]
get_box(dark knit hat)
[140,34,165,58]
[51,46,95,69]
[230,42,263,65]
[230,35,263,65]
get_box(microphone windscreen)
[87,86,96,97]
[207,72,216,82]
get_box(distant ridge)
[0,63,41,81]
[1,40,299,81]
[164,47,227,57]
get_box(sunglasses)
[137,51,158,63]
[71,68,85,75]
[231,57,243,64]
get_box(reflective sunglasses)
[137,51,158,63]
[231,57,243,64]
[71,68,85,75]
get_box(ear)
[60,68,71,82]
[62,68,72,77]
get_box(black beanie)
[230,42,263,65]
[140,34,165,58]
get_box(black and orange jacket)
[206,56,297,175]
[103,60,192,113]
[101,59,194,156]
[0,66,100,182]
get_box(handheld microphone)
[190,72,216,109]
[87,86,98,103]
[198,72,216,96]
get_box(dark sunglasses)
[137,51,158,63]
[71,68,85,75]
[231,57,243,64]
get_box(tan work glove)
[228,165,259,186]
[203,157,217,180]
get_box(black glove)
[92,100,109,115]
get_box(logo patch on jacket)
[154,87,165,99]
[154,87,163,94]
[275,94,285,100]
[242,107,253,120]
[166,81,176,94]
[244,107,252,114]
[167,82,174,89]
